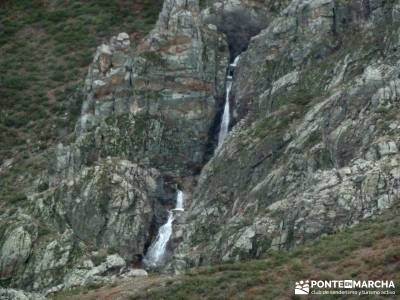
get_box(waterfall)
[144,190,185,267]
[231,55,241,67]
[144,211,174,267]
[175,190,184,211]
[218,55,240,147]
[218,81,233,147]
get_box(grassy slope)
[54,202,400,300]
[0,0,161,206]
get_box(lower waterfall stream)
[143,211,174,267]
[144,56,240,268]
[144,190,184,267]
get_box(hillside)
[0,0,161,215]
[54,203,400,299]
[1,0,399,299]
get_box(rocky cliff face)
[175,0,400,265]
[1,0,400,296]
[0,0,228,294]
[75,0,228,177]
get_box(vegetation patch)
[0,0,162,209]
[0,0,162,163]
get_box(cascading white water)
[144,190,185,267]
[144,211,174,267]
[175,190,184,211]
[231,55,241,67]
[218,81,233,147]
[218,56,240,147]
